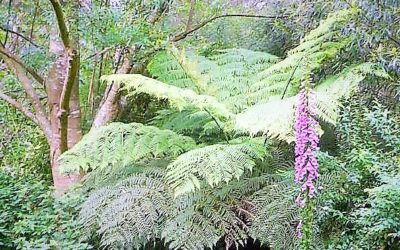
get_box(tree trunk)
[46,54,82,197]
[92,54,133,128]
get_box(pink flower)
[294,79,320,236]
[296,220,303,239]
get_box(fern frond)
[59,122,196,174]
[147,50,200,91]
[79,169,170,249]
[165,139,266,197]
[101,74,234,120]
[249,172,299,249]
[235,63,388,142]
[147,48,280,113]
[149,108,221,142]
[249,170,339,249]
[248,9,354,104]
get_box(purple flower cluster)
[294,81,320,206]
[294,80,320,239]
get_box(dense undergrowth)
[0,0,399,249]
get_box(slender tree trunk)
[46,54,82,196]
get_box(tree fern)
[98,11,357,146]
[59,122,196,174]
[73,9,394,250]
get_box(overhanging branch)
[172,13,288,42]
[0,25,41,48]
[0,47,51,138]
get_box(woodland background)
[0,0,399,249]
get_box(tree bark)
[46,53,82,197]
[91,54,133,128]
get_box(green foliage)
[248,9,354,104]
[0,86,50,179]
[102,10,388,143]
[236,62,389,142]
[149,108,221,143]
[79,168,169,249]
[166,138,267,197]
[356,175,400,247]
[0,171,90,249]
[69,10,399,250]
[101,74,234,121]
[60,122,197,174]
[316,98,400,249]
[79,166,251,250]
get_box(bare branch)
[0,46,45,85]
[185,0,196,32]
[0,91,38,124]
[49,0,70,47]
[0,48,51,138]
[172,13,288,42]
[84,47,111,61]
[0,25,41,48]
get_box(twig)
[0,45,45,85]
[280,56,304,99]
[204,108,231,143]
[84,47,111,60]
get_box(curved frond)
[248,9,354,104]
[235,63,389,142]
[79,169,170,249]
[101,74,233,120]
[147,48,280,113]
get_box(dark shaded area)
[214,238,270,250]
[238,238,270,250]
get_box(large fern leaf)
[247,9,355,104]
[81,166,252,250]
[235,63,389,142]
[146,48,280,113]
[165,138,267,197]
[101,74,234,120]
[59,122,196,174]
[79,168,170,249]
